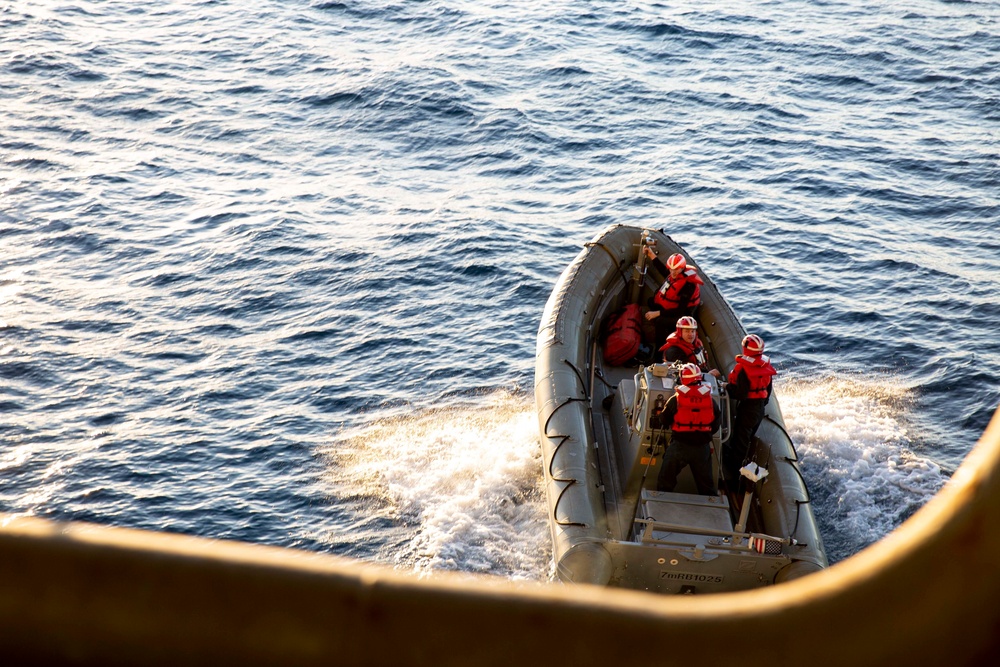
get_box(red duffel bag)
[603,303,642,366]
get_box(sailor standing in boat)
[641,246,703,351]
[724,334,777,482]
[659,315,722,378]
[654,363,722,496]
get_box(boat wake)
[330,390,551,582]
[779,375,948,563]
[329,376,946,579]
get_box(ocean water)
[1,0,997,577]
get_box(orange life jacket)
[659,332,707,367]
[653,269,703,311]
[728,354,776,399]
[672,382,714,432]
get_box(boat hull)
[535,224,827,593]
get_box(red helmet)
[679,363,703,386]
[742,334,765,356]
[675,316,698,330]
[665,253,687,271]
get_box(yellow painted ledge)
[2,405,999,666]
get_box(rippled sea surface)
[2,0,998,577]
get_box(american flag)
[749,536,783,555]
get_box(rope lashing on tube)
[541,359,593,528]
[763,414,811,543]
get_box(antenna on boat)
[639,432,665,489]
[630,230,656,304]
[734,462,769,535]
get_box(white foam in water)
[335,391,552,581]
[778,376,948,562]
[335,376,942,577]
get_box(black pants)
[657,435,716,496]
[725,399,767,481]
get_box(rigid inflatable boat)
[535,224,827,594]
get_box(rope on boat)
[765,413,801,461]
[546,433,587,528]
[541,358,592,528]
[762,414,812,545]
[593,368,617,390]
[564,358,589,399]
[763,414,811,503]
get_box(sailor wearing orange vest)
[641,247,703,351]
[724,334,777,482]
[658,316,722,378]
[655,363,722,496]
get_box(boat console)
[610,362,729,505]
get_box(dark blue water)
[1,0,997,577]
